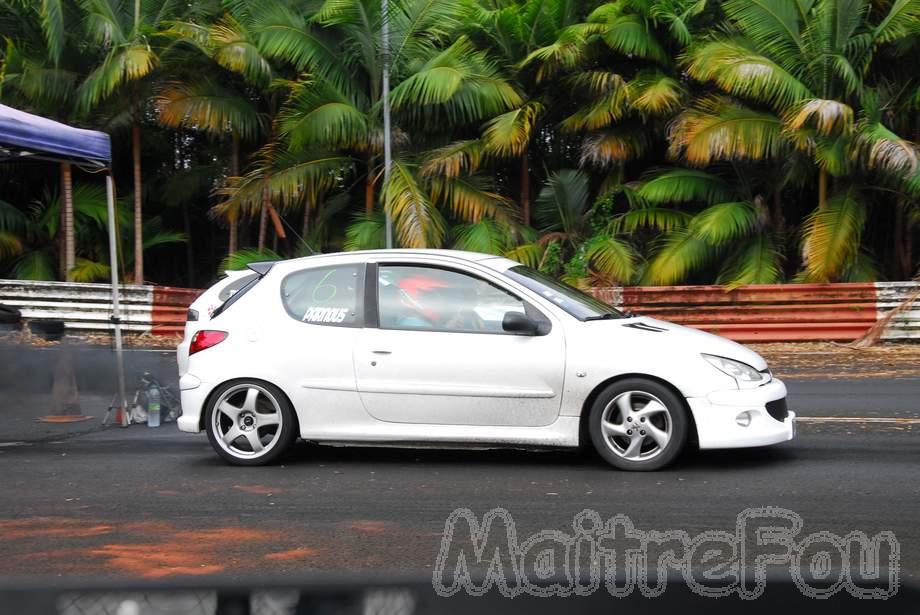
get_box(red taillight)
[189,330,228,355]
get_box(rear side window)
[281,264,364,327]
[211,274,261,318]
[218,274,258,301]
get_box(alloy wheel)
[600,390,673,461]
[211,384,284,459]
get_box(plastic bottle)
[147,385,161,428]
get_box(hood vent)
[623,322,667,333]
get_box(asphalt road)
[0,377,916,592]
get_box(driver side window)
[377,265,526,334]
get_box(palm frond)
[254,7,352,93]
[504,242,545,268]
[852,119,919,175]
[40,0,66,66]
[584,234,637,283]
[612,206,691,233]
[636,168,735,205]
[429,175,514,223]
[391,37,522,125]
[520,23,601,82]
[688,201,759,245]
[873,0,920,44]
[69,257,110,282]
[278,81,369,150]
[218,248,282,272]
[716,234,783,288]
[0,230,23,260]
[384,161,446,248]
[601,14,667,64]
[344,212,386,251]
[452,218,514,255]
[12,250,55,281]
[482,102,543,157]
[579,128,648,167]
[155,80,265,140]
[722,0,804,72]
[628,71,686,117]
[215,152,351,217]
[685,39,811,111]
[419,140,486,178]
[642,229,713,285]
[801,186,866,281]
[78,43,157,109]
[210,17,273,87]
[786,98,854,136]
[535,169,591,235]
[561,85,630,132]
[668,97,786,165]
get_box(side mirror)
[502,311,539,335]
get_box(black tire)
[205,379,298,466]
[588,378,689,471]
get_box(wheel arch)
[200,377,301,436]
[577,373,698,449]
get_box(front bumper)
[687,378,796,449]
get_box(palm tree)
[244,0,522,248]
[462,0,600,225]
[157,11,271,255]
[0,183,184,281]
[0,0,85,280]
[76,0,189,283]
[501,169,639,286]
[628,167,787,287]
[672,0,920,281]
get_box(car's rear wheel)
[588,378,688,471]
[205,380,297,466]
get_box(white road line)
[796,417,920,424]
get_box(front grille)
[765,397,788,422]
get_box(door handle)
[371,350,392,355]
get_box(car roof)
[277,248,518,269]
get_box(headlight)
[702,354,769,387]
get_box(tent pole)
[106,174,128,426]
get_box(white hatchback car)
[177,249,795,470]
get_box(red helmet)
[397,275,451,322]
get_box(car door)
[354,262,566,427]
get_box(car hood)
[605,315,768,371]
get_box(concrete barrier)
[1,278,918,342]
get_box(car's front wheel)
[205,379,297,466]
[588,378,689,471]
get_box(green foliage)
[218,248,282,272]
[1,0,918,287]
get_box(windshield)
[503,266,624,320]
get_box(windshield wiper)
[584,313,619,321]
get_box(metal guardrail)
[1,279,918,342]
[592,283,881,342]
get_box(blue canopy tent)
[0,103,128,420]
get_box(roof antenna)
[277,212,317,255]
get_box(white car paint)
[177,249,795,455]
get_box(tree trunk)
[365,154,375,215]
[257,179,269,252]
[302,197,311,241]
[772,189,784,234]
[60,162,75,281]
[228,132,240,256]
[520,155,531,226]
[132,122,144,283]
[818,167,827,210]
